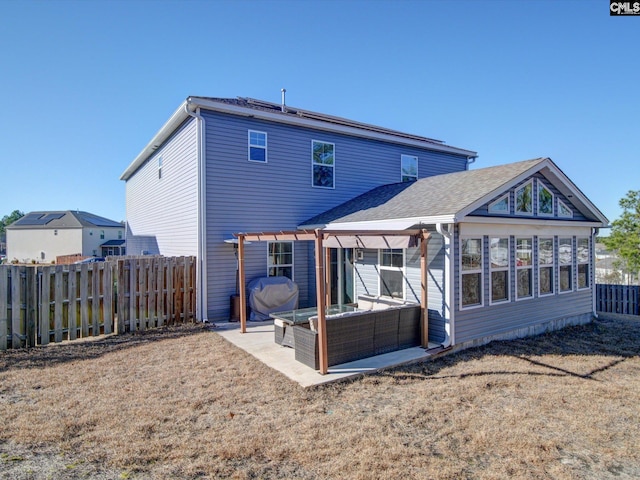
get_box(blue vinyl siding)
[351,230,447,343]
[125,119,198,256]
[201,110,468,320]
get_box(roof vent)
[281,88,286,113]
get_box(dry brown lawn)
[1,316,639,480]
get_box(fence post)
[0,267,7,351]
[103,262,113,335]
[54,265,64,343]
[68,265,78,341]
[91,263,100,336]
[25,266,37,347]
[116,259,126,334]
[129,258,137,332]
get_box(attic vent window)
[558,199,573,218]
[488,194,509,215]
[401,155,418,182]
[158,157,163,179]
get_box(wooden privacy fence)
[596,284,640,316]
[0,256,196,351]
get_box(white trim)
[307,215,457,231]
[515,237,534,300]
[378,248,406,300]
[488,193,510,215]
[537,236,555,297]
[489,236,510,305]
[537,179,554,217]
[401,154,418,182]
[311,139,335,189]
[459,236,484,310]
[515,180,534,215]
[459,222,592,237]
[248,130,268,163]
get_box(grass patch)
[1,319,639,479]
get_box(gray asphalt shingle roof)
[301,158,548,227]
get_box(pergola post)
[238,235,247,334]
[315,230,328,374]
[420,230,431,348]
[325,247,332,308]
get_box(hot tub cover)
[248,276,299,321]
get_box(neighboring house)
[121,96,608,351]
[6,211,125,263]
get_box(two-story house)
[121,96,607,352]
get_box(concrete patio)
[214,319,444,388]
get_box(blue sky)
[0,0,637,229]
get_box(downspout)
[185,101,208,322]
[466,156,477,170]
[436,222,455,347]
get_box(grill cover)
[248,277,299,321]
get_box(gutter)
[436,222,455,348]
[184,102,208,322]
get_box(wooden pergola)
[234,229,431,374]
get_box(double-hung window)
[312,140,335,188]
[379,249,404,299]
[401,155,418,182]
[490,237,509,303]
[559,237,573,292]
[516,237,533,299]
[577,237,590,289]
[267,242,293,280]
[461,238,483,308]
[538,237,555,296]
[248,130,267,163]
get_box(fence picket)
[91,263,100,336]
[129,258,137,332]
[104,262,112,335]
[40,266,50,346]
[80,264,89,337]
[68,265,78,341]
[54,266,64,343]
[116,259,126,334]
